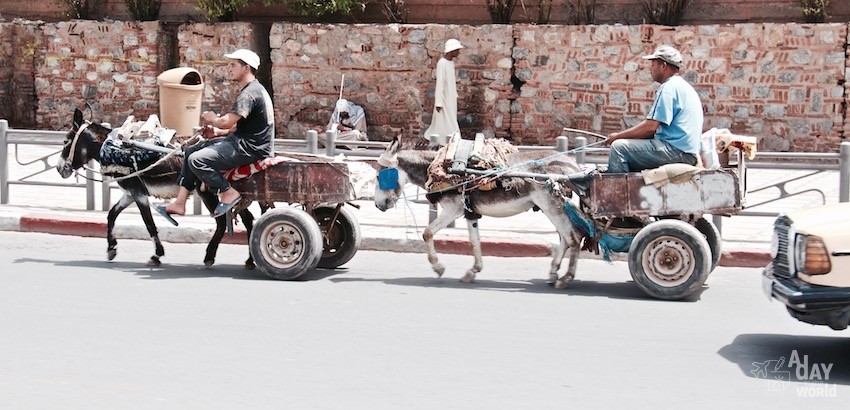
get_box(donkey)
[374,137,586,288]
[56,108,257,268]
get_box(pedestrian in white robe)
[423,38,463,141]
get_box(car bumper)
[763,263,850,330]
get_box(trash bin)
[156,67,204,136]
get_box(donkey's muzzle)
[57,163,74,179]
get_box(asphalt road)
[0,231,847,409]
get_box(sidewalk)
[2,145,843,269]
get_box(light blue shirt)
[647,75,703,156]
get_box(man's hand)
[201,111,218,123]
[605,132,619,146]
[201,124,216,140]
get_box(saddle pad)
[222,156,299,182]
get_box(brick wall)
[177,22,261,116]
[0,23,12,122]
[35,20,162,130]
[10,21,43,128]
[512,23,847,151]
[269,23,513,140]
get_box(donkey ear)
[73,108,83,128]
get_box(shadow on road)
[330,275,705,301]
[718,334,850,386]
[13,257,347,282]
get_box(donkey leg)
[548,235,569,284]
[422,200,464,278]
[554,235,581,289]
[536,197,581,288]
[460,218,483,283]
[240,208,256,270]
[106,193,135,261]
[199,191,224,267]
[133,196,165,267]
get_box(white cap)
[224,49,260,69]
[336,99,350,113]
[641,45,683,68]
[444,39,464,54]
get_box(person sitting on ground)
[155,49,274,224]
[318,98,368,148]
[605,45,703,173]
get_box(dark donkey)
[56,108,258,267]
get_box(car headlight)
[795,234,832,275]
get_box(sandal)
[154,205,179,227]
[213,196,242,219]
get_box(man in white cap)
[157,48,275,224]
[423,38,463,141]
[320,98,368,148]
[605,44,703,173]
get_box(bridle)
[64,121,91,166]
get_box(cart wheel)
[628,219,711,300]
[695,217,722,272]
[313,205,361,269]
[250,208,323,280]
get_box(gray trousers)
[177,135,260,194]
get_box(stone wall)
[35,20,163,130]
[10,22,43,128]
[0,23,12,122]
[269,23,513,140]
[513,23,848,151]
[177,23,263,116]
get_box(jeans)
[177,135,261,194]
[607,138,697,173]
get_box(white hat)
[224,49,260,69]
[444,39,464,54]
[642,45,683,68]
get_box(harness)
[64,121,91,166]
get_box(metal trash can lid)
[157,67,203,90]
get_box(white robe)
[423,57,459,140]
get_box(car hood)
[786,202,850,235]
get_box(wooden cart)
[230,153,366,280]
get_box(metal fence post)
[555,135,568,152]
[85,160,95,210]
[306,130,318,154]
[841,142,850,203]
[325,130,336,157]
[575,136,587,165]
[712,214,723,236]
[0,120,8,204]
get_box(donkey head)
[374,136,408,211]
[56,108,109,178]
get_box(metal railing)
[3,119,849,229]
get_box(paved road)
[0,232,847,409]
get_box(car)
[762,202,850,330]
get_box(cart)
[579,166,743,300]
[229,153,368,280]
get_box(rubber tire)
[250,208,323,280]
[694,217,722,272]
[313,205,361,269]
[628,219,712,300]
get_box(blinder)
[378,168,399,190]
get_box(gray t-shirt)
[230,79,275,158]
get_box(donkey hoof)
[107,249,117,261]
[547,273,558,284]
[554,279,570,289]
[460,273,475,283]
[146,256,161,267]
[203,259,214,268]
[433,263,446,278]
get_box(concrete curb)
[3,212,771,268]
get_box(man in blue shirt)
[606,45,703,173]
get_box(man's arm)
[606,119,660,144]
[434,60,446,113]
[202,111,241,137]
